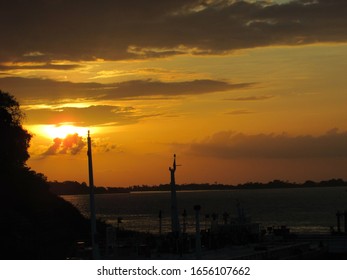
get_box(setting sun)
[42,124,88,139]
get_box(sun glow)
[42,124,89,139]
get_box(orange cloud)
[43,133,85,156]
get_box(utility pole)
[87,130,100,259]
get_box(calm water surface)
[62,186,347,234]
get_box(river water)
[62,186,347,234]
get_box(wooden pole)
[87,131,100,259]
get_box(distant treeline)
[49,178,347,196]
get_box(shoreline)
[53,180,347,196]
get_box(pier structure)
[335,210,347,234]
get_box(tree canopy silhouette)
[0,91,31,170]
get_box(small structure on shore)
[334,210,347,234]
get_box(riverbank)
[50,178,347,195]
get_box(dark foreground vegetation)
[0,90,91,259]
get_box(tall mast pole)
[87,130,100,259]
[169,154,180,236]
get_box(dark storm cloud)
[0,63,81,71]
[0,77,253,103]
[186,129,347,159]
[0,0,346,64]
[104,79,253,98]
[25,105,155,126]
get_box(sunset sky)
[1,0,347,187]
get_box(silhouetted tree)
[0,91,32,171]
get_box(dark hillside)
[0,90,90,259]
